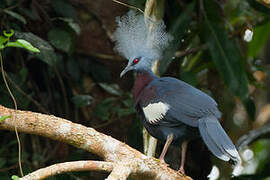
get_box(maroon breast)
[133,72,156,105]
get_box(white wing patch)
[142,102,170,124]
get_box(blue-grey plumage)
[133,71,240,164]
[114,10,241,172]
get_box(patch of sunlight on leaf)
[6,39,40,53]
[11,175,19,180]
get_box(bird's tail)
[198,116,241,165]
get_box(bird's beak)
[120,64,133,78]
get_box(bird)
[114,10,241,173]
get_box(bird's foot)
[178,166,185,175]
[159,158,169,167]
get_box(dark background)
[0,0,270,179]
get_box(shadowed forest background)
[0,0,270,179]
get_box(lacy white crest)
[113,10,172,62]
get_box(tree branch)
[106,164,131,180]
[257,0,270,8]
[0,105,192,180]
[20,161,114,180]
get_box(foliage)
[0,0,270,179]
[0,115,11,121]
[11,175,19,180]
[0,29,39,52]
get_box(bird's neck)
[133,70,156,100]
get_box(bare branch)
[20,161,114,180]
[0,105,192,180]
[112,0,145,14]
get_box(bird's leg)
[159,133,174,165]
[178,140,189,174]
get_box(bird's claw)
[178,166,185,175]
[160,159,169,167]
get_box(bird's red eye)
[133,58,140,64]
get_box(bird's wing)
[138,77,221,127]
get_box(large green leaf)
[15,32,57,66]
[203,0,252,117]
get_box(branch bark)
[20,161,113,180]
[0,105,192,180]
[106,164,131,180]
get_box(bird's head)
[120,56,153,77]
[113,10,172,78]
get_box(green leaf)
[48,28,73,53]
[203,0,251,117]
[0,36,9,46]
[3,9,27,24]
[0,44,4,49]
[57,18,81,35]
[6,39,40,53]
[71,95,93,108]
[248,21,270,58]
[15,32,57,66]
[11,175,19,180]
[0,115,11,121]
[17,39,40,52]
